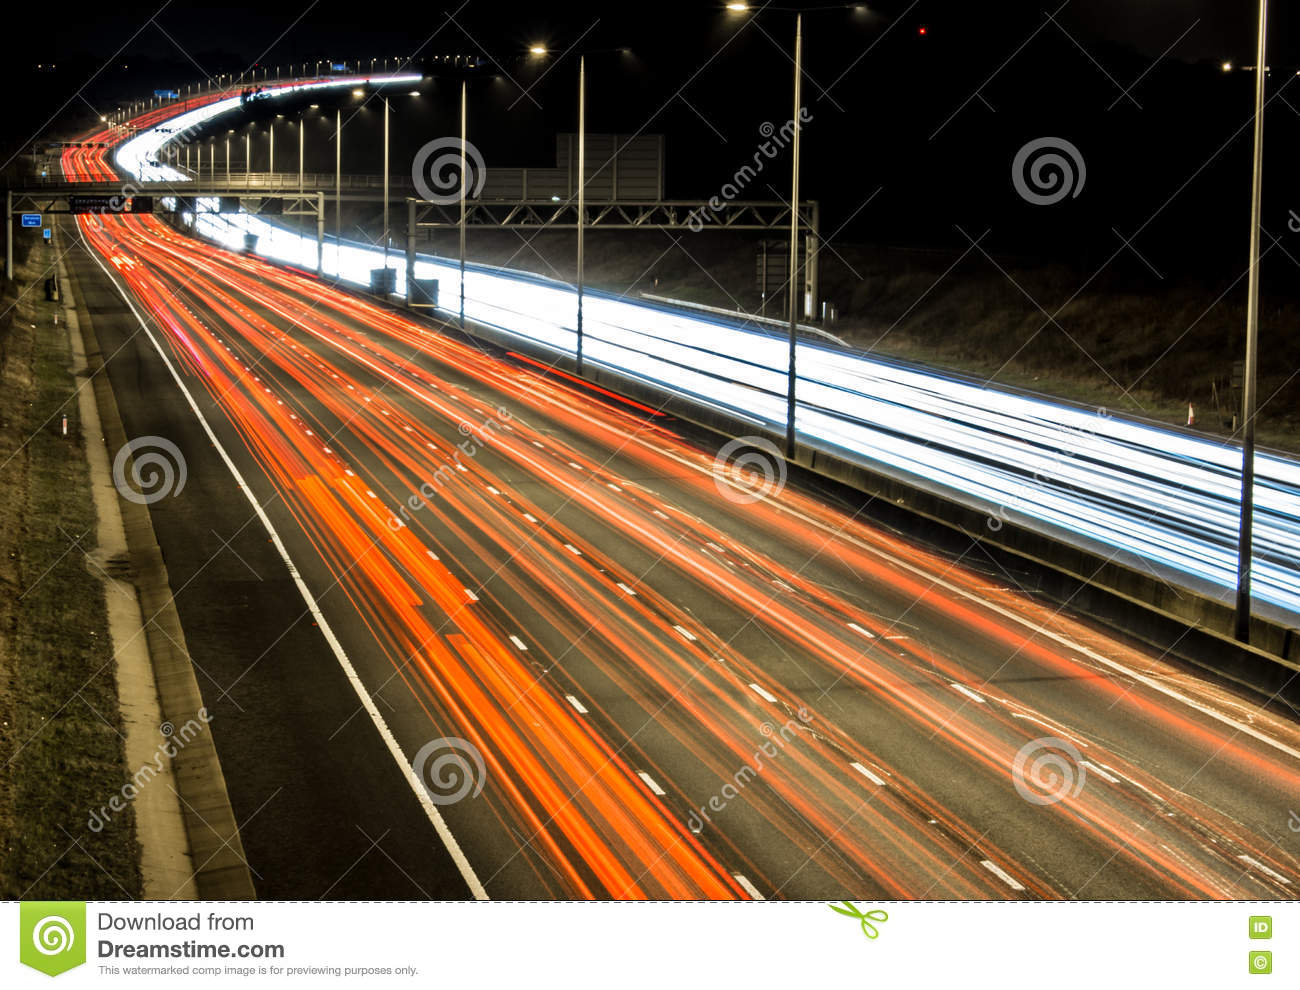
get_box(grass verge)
[0,234,142,899]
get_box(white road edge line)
[980,859,1026,891]
[82,237,490,900]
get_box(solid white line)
[522,513,538,523]
[637,771,666,796]
[508,635,529,651]
[565,695,589,715]
[950,683,987,704]
[980,860,1026,891]
[849,762,887,786]
[748,683,779,704]
[82,239,489,900]
[616,582,637,596]
[1238,855,1292,885]
[847,622,876,639]
[733,874,765,900]
[563,543,582,555]
[463,588,479,602]
[673,624,697,642]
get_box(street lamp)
[528,44,632,375]
[1236,0,1269,643]
[725,4,853,455]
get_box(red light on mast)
[918,26,928,36]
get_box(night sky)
[4,1,1297,270]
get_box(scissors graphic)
[829,901,889,939]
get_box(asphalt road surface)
[59,201,1300,900]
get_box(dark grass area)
[0,238,141,899]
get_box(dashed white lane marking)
[616,582,637,596]
[673,624,697,642]
[563,543,582,556]
[565,695,589,715]
[885,635,909,641]
[850,762,887,786]
[522,512,538,523]
[508,635,529,651]
[1081,760,1119,784]
[1238,855,1292,885]
[733,874,764,900]
[568,461,583,470]
[652,509,669,520]
[425,550,439,560]
[980,860,1026,891]
[950,683,987,704]
[486,485,501,495]
[463,588,479,602]
[637,771,666,796]
[748,683,779,704]
[847,622,876,639]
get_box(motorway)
[54,120,1300,900]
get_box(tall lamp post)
[1236,0,1269,643]
[527,44,630,375]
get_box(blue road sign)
[20,213,41,227]
[43,228,51,240]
